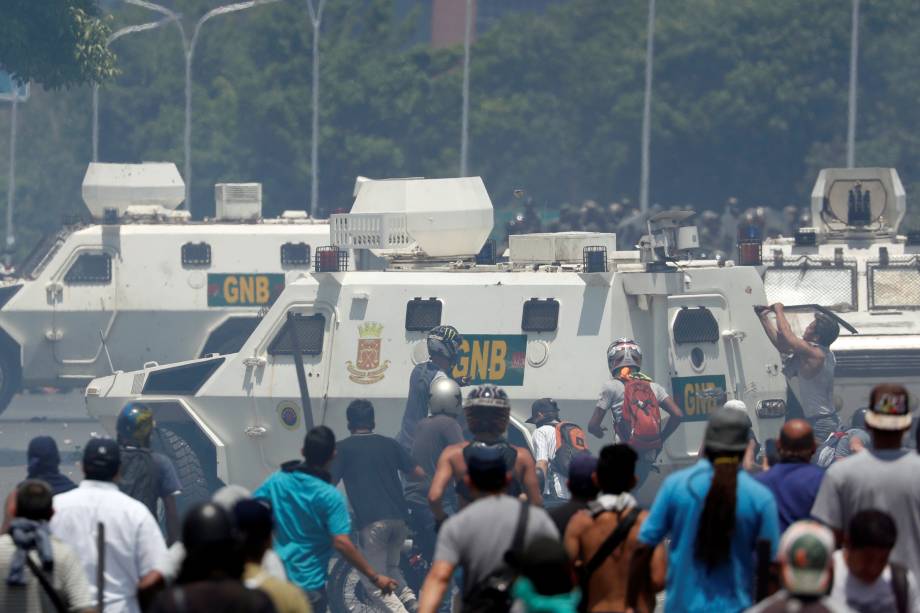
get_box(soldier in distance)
[428,385,543,524]
[398,325,468,450]
[587,339,684,487]
[116,403,183,543]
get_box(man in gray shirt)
[812,384,920,583]
[417,446,558,613]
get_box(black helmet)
[427,325,463,364]
[464,384,511,410]
[182,502,237,552]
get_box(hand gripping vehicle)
[745,168,920,422]
[0,162,329,412]
[85,176,787,503]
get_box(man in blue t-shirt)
[755,419,825,532]
[628,407,780,613]
[254,426,397,613]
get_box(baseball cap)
[703,407,750,453]
[779,521,835,596]
[865,384,912,431]
[526,398,559,424]
[82,437,120,472]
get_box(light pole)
[93,16,177,162]
[846,0,859,168]
[126,0,282,212]
[305,0,326,218]
[2,79,28,268]
[639,0,656,214]
[459,0,473,177]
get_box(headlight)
[756,399,786,418]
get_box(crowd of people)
[0,323,919,613]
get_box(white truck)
[0,162,329,411]
[84,176,787,504]
[755,168,920,423]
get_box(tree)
[0,0,116,88]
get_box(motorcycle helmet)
[429,377,462,417]
[116,402,155,446]
[606,339,642,372]
[427,325,463,364]
[463,384,511,410]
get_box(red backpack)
[616,378,662,450]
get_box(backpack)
[551,422,590,476]
[461,501,529,613]
[118,446,159,515]
[615,378,662,450]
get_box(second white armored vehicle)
[0,163,329,411]
[85,176,787,501]
[755,168,920,422]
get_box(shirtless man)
[758,303,841,443]
[427,385,543,523]
[564,444,665,613]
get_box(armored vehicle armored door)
[48,246,118,375]
[665,295,737,458]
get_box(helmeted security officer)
[397,325,465,449]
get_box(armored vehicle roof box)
[811,167,905,235]
[331,177,493,258]
[82,162,185,219]
[509,232,616,265]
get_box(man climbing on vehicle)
[758,303,841,443]
[527,398,590,506]
[428,385,543,523]
[398,325,466,449]
[116,402,183,543]
[587,339,684,487]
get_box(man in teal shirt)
[629,407,780,613]
[254,426,397,613]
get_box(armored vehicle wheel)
[0,350,21,416]
[152,426,210,515]
[328,558,378,613]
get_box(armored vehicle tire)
[328,558,377,613]
[152,426,211,515]
[0,350,21,416]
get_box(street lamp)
[846,0,860,168]
[125,0,283,212]
[92,16,178,162]
[639,0,656,214]
[459,0,473,177]
[305,0,327,218]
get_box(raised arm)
[774,305,826,374]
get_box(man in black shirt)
[333,400,425,612]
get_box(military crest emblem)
[346,322,390,384]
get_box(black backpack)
[461,500,529,613]
[550,422,591,478]
[118,446,159,515]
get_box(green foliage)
[0,0,117,89]
[4,0,920,262]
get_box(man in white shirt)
[527,398,570,502]
[51,438,169,613]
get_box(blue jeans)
[306,587,327,613]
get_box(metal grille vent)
[763,257,857,311]
[522,298,559,332]
[281,242,311,267]
[314,246,348,272]
[64,253,112,284]
[673,307,719,344]
[269,313,326,356]
[181,242,211,267]
[835,349,920,378]
[869,259,920,310]
[405,298,442,332]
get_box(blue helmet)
[116,402,155,446]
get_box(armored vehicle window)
[64,253,111,284]
[182,242,211,267]
[521,298,559,332]
[673,307,719,344]
[281,242,311,268]
[764,258,856,311]
[269,313,325,356]
[142,357,225,395]
[869,261,920,310]
[405,298,442,332]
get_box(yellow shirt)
[243,562,312,613]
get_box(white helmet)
[607,338,642,372]
[429,377,462,417]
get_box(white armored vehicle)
[0,162,329,411]
[753,168,920,421]
[85,176,787,499]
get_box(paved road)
[0,391,101,498]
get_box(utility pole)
[639,0,656,214]
[460,0,473,177]
[306,0,326,218]
[846,0,860,168]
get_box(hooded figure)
[26,436,76,496]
